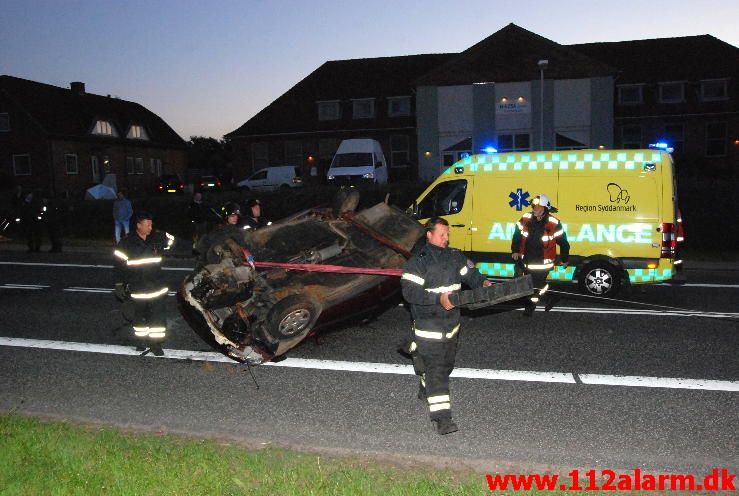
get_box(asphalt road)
[1,249,737,477]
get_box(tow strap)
[253,261,402,277]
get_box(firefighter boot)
[522,301,536,317]
[544,294,561,312]
[434,417,458,435]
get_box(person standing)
[113,191,133,244]
[400,217,492,435]
[511,193,569,316]
[39,193,63,252]
[114,212,174,355]
[239,198,271,231]
[188,191,211,254]
[20,191,42,253]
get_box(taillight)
[179,184,184,189]
[660,222,676,258]
[676,210,685,244]
[216,182,221,187]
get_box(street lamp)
[538,59,548,150]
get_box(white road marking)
[0,284,49,290]
[3,283,735,318]
[1,337,736,392]
[2,261,738,284]
[0,261,191,271]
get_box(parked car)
[197,175,223,192]
[155,174,185,194]
[236,166,303,191]
[178,190,424,365]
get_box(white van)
[327,139,388,184]
[237,166,303,191]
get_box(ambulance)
[409,147,683,296]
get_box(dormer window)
[92,120,118,136]
[701,79,728,101]
[388,96,411,117]
[352,98,375,119]
[127,124,149,140]
[318,101,341,121]
[658,82,685,104]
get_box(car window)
[250,170,267,180]
[416,179,467,219]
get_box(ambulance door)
[470,176,557,255]
[415,178,472,251]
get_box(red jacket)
[511,213,569,269]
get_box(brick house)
[226,24,737,182]
[0,75,187,197]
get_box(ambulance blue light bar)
[649,142,674,152]
[484,146,498,154]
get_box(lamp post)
[537,59,548,150]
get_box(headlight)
[327,175,335,180]
[362,172,374,179]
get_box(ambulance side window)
[417,180,467,219]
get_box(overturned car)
[178,193,425,365]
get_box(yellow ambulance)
[409,148,683,296]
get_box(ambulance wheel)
[578,262,621,297]
[267,295,319,339]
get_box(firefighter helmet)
[221,202,241,218]
[532,194,551,209]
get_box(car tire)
[267,295,319,340]
[279,184,291,190]
[578,261,622,297]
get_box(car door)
[248,169,269,190]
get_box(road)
[1,249,737,476]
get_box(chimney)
[70,82,85,95]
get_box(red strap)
[253,261,402,277]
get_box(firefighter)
[195,201,245,266]
[113,211,174,354]
[511,193,569,317]
[239,198,271,231]
[400,217,492,435]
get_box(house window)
[92,120,118,136]
[252,142,269,169]
[617,85,643,105]
[658,82,685,104]
[621,125,642,149]
[390,135,410,168]
[150,158,162,176]
[701,79,728,101]
[285,140,302,165]
[0,112,9,132]
[705,122,727,157]
[352,98,375,119]
[317,101,341,121]
[65,154,79,175]
[388,96,411,117]
[13,154,31,176]
[497,133,530,152]
[126,156,135,175]
[127,125,149,140]
[135,157,144,174]
[664,124,685,153]
[318,138,338,159]
[103,155,111,173]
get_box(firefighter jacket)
[114,230,173,295]
[511,212,570,269]
[401,242,486,332]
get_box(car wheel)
[578,261,622,297]
[267,295,319,339]
[279,184,291,190]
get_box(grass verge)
[0,413,491,496]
